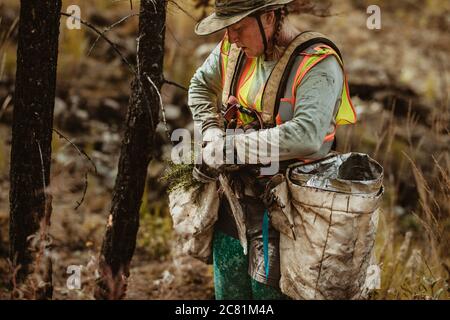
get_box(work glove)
[203,134,242,172]
[202,136,226,171]
[192,126,225,183]
[193,134,241,183]
[202,127,224,144]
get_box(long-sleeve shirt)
[188,38,344,163]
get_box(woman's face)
[227,13,275,58]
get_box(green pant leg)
[251,279,287,300]
[212,231,253,300]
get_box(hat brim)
[195,0,293,36]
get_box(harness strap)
[254,14,268,56]
[222,43,243,108]
[261,31,343,126]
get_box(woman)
[188,0,355,300]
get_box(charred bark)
[95,0,166,299]
[9,0,61,299]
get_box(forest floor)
[0,0,449,300]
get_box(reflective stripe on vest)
[220,36,231,88]
[276,45,356,130]
[220,34,265,127]
[219,37,357,138]
[235,57,265,127]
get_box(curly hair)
[270,5,299,60]
[273,6,289,44]
[254,2,331,60]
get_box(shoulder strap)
[261,31,342,127]
[221,44,243,106]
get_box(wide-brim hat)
[195,0,294,36]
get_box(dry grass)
[338,98,449,299]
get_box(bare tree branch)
[60,12,136,74]
[52,129,98,174]
[35,138,48,204]
[0,17,19,51]
[0,94,12,121]
[168,0,199,22]
[166,25,181,47]
[52,128,98,210]
[75,172,89,211]
[163,78,188,92]
[87,13,139,56]
[144,72,171,142]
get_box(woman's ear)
[262,11,276,28]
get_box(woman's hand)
[192,126,225,183]
[202,136,226,171]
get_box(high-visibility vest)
[220,31,357,143]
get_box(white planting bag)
[168,181,220,263]
[269,153,383,299]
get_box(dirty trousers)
[213,192,286,300]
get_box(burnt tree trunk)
[9,0,61,299]
[95,0,166,300]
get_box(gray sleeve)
[188,42,224,132]
[234,55,343,162]
[276,55,343,159]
